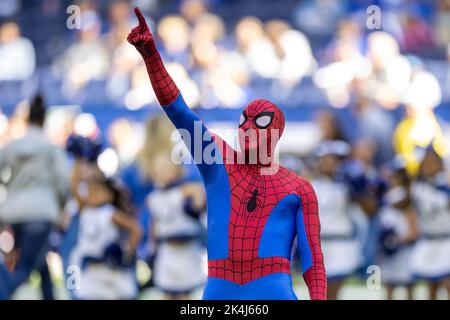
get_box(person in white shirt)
[0,22,35,81]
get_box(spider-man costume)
[128,8,327,300]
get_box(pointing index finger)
[134,7,148,28]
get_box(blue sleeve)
[163,94,219,182]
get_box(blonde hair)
[136,115,176,178]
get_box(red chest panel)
[208,164,300,284]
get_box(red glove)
[127,7,180,106]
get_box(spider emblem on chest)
[246,189,261,213]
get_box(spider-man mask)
[238,99,285,165]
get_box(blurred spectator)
[0,0,449,112]
[105,1,142,103]
[366,32,411,110]
[315,111,347,142]
[107,117,141,168]
[0,22,36,81]
[44,106,78,148]
[147,151,206,300]
[393,71,448,176]
[313,20,371,108]
[120,116,174,284]
[311,140,362,300]
[67,158,142,300]
[401,13,435,54]
[344,138,384,272]
[434,0,450,48]
[190,13,225,70]
[105,0,133,51]
[377,161,418,300]
[265,19,291,51]
[235,17,280,79]
[158,15,190,59]
[351,94,396,166]
[124,63,156,109]
[121,115,202,293]
[0,0,449,300]
[277,29,316,85]
[53,10,109,96]
[180,0,208,24]
[191,13,225,45]
[270,28,317,105]
[410,149,450,299]
[200,51,249,108]
[293,0,345,37]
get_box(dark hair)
[28,94,46,126]
[104,177,135,216]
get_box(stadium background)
[0,0,449,299]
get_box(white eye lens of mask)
[239,114,246,126]
[255,115,272,128]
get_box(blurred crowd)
[0,0,449,109]
[0,0,449,300]
[0,92,449,300]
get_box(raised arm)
[127,8,179,107]
[127,7,225,180]
[296,180,327,300]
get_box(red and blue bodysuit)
[128,8,327,300]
